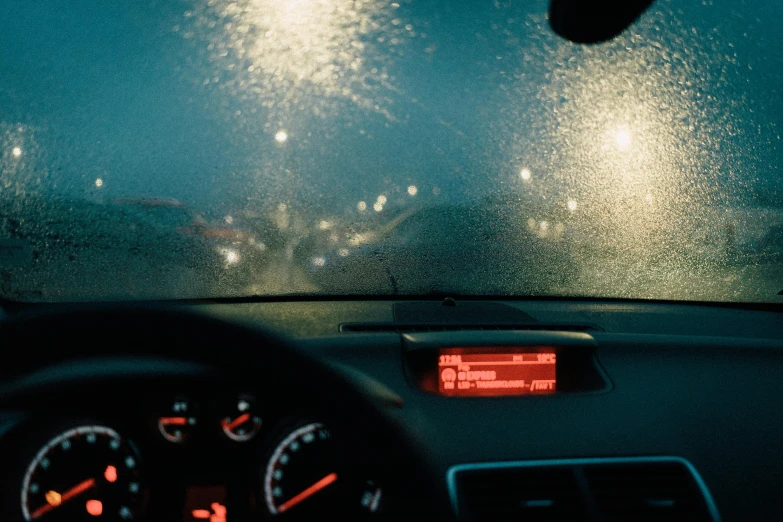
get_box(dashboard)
[0,298,782,521]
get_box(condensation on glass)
[0,0,781,302]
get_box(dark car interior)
[1,298,782,521]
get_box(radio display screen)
[437,348,556,396]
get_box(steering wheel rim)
[0,305,453,522]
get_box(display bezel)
[403,332,610,397]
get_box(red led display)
[437,348,556,396]
[183,486,227,522]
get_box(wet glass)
[1,0,781,302]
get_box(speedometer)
[20,426,142,521]
[263,422,382,517]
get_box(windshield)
[1,0,782,303]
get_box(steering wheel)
[0,305,452,521]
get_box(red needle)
[31,478,96,519]
[277,472,338,513]
[222,412,251,432]
[159,416,188,425]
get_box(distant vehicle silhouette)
[308,203,577,295]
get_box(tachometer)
[263,422,381,517]
[20,426,142,521]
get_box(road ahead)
[3,236,780,304]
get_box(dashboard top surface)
[193,298,783,339]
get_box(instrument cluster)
[4,391,383,522]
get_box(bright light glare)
[220,248,240,265]
[11,146,22,158]
[357,201,367,211]
[275,131,288,143]
[192,0,408,120]
[520,168,531,181]
[615,130,631,150]
[407,185,418,196]
[95,178,103,188]
[567,200,577,211]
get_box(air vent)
[340,322,601,333]
[449,458,719,522]
[585,462,714,521]
[455,467,587,522]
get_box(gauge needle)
[277,472,338,513]
[222,412,251,431]
[31,478,96,519]
[159,416,188,425]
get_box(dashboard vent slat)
[584,462,714,522]
[455,467,588,522]
[450,459,718,522]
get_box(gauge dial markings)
[20,425,142,522]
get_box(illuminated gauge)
[20,425,142,521]
[263,422,382,516]
[220,396,262,442]
[157,397,197,443]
